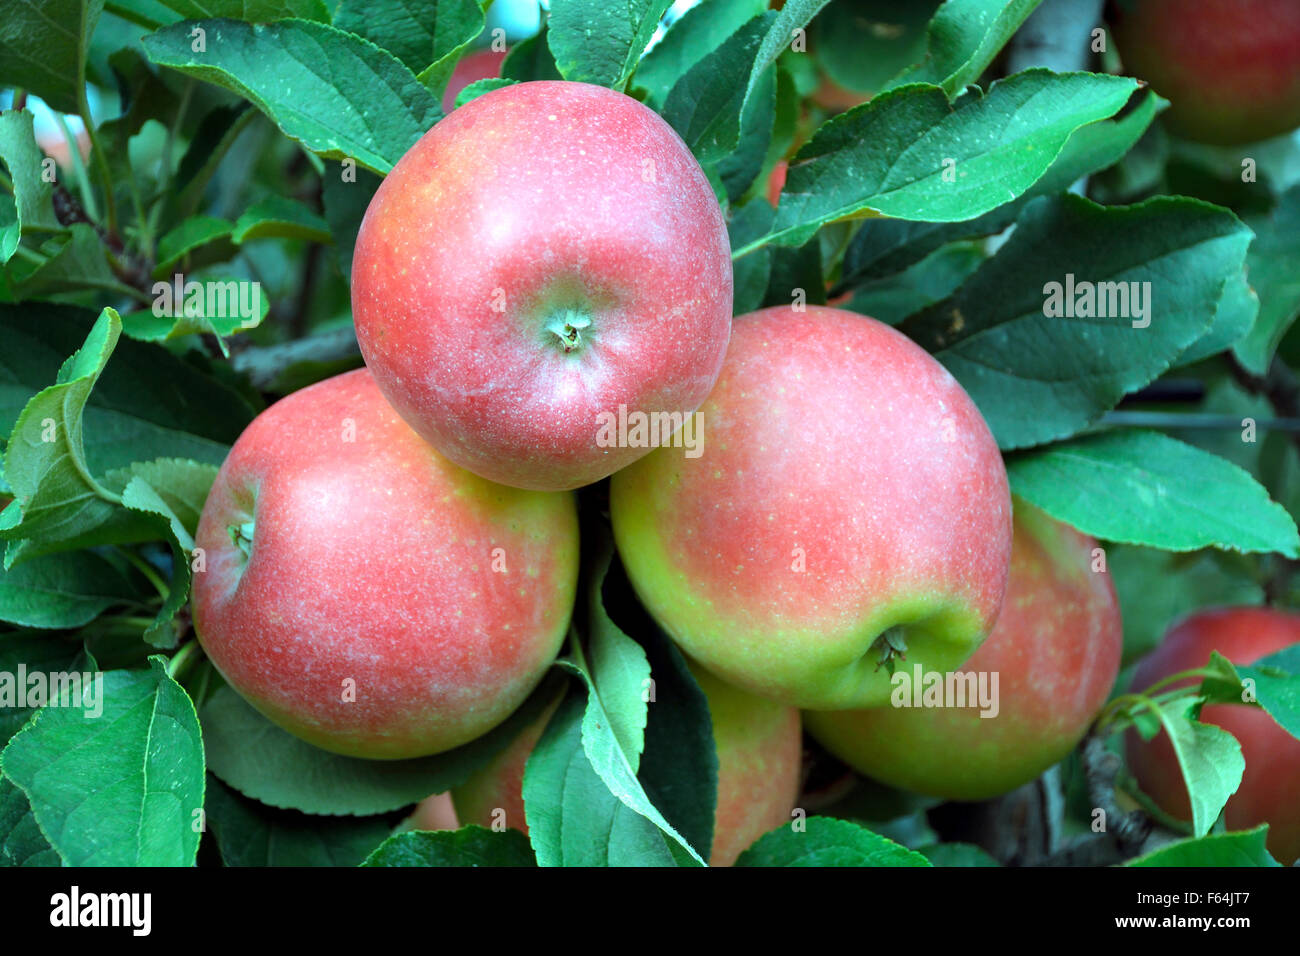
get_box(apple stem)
[545,309,592,354]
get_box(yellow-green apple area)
[805,503,1123,801]
[610,305,1013,711]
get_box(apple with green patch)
[805,503,1122,800]
[610,305,1012,710]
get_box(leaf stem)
[167,639,203,679]
[78,83,118,241]
[115,546,170,599]
[52,110,98,222]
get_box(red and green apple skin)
[451,664,802,867]
[609,305,1013,711]
[1126,606,1300,864]
[805,503,1122,800]
[191,368,580,760]
[1109,0,1300,144]
[351,80,733,492]
[441,48,507,112]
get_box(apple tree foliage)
[0,0,1298,868]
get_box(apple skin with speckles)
[450,662,801,866]
[805,503,1122,800]
[191,368,580,760]
[1126,606,1300,864]
[351,81,733,492]
[609,305,1013,711]
[1109,0,1300,144]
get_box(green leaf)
[362,826,536,867]
[1125,826,1281,867]
[735,817,931,866]
[553,641,707,865]
[1237,646,1300,741]
[587,557,651,769]
[740,0,830,113]
[120,274,270,352]
[0,657,206,866]
[662,13,773,164]
[232,195,331,244]
[9,224,125,301]
[454,77,515,109]
[335,0,441,74]
[1008,430,1300,557]
[1178,266,1259,365]
[0,776,59,867]
[1108,545,1263,666]
[142,18,443,175]
[811,0,938,97]
[902,195,1252,449]
[0,632,87,747]
[201,677,562,816]
[0,309,156,566]
[0,549,142,629]
[838,87,1163,286]
[603,557,717,863]
[173,104,256,218]
[500,27,561,82]
[917,842,1001,866]
[546,0,673,89]
[738,70,1138,253]
[521,689,685,866]
[0,110,63,264]
[204,775,395,867]
[0,0,104,114]
[0,304,255,562]
[846,241,984,325]
[413,1,490,98]
[321,161,382,281]
[883,0,1043,97]
[1232,183,1300,374]
[113,458,217,647]
[153,216,236,277]
[632,0,767,107]
[157,0,328,19]
[728,199,775,314]
[1149,697,1245,838]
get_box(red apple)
[609,305,1012,711]
[351,81,734,491]
[804,503,1122,800]
[1126,606,1300,864]
[191,368,580,759]
[441,48,508,113]
[1109,0,1300,144]
[451,663,801,867]
[408,792,460,831]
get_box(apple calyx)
[228,520,255,560]
[871,626,909,677]
[545,309,593,354]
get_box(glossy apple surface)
[191,368,580,759]
[806,503,1122,800]
[1110,0,1300,144]
[351,80,733,491]
[610,305,1012,710]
